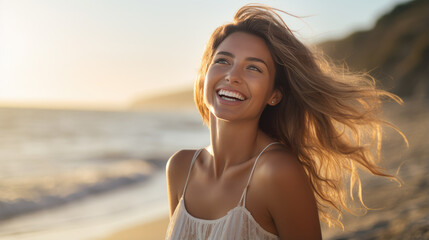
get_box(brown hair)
[194,4,407,228]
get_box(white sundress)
[165,142,281,240]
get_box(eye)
[214,58,229,64]
[248,65,262,73]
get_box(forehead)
[215,32,274,63]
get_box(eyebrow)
[216,51,268,68]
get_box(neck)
[207,113,268,178]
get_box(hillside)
[129,88,195,110]
[318,0,429,98]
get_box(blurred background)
[0,0,428,239]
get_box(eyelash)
[248,65,262,73]
[214,58,229,64]
[213,58,263,73]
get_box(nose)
[225,64,242,84]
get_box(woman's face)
[203,31,279,123]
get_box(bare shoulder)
[166,149,197,179]
[254,147,322,239]
[252,147,313,208]
[166,149,200,216]
[256,148,308,186]
[166,149,198,193]
[166,149,199,215]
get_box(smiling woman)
[204,32,281,122]
[165,4,405,240]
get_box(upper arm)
[261,152,322,239]
[166,149,194,217]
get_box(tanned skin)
[166,32,322,239]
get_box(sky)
[0,0,410,110]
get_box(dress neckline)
[180,197,235,223]
[178,197,278,238]
[177,142,280,238]
[182,142,280,206]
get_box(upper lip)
[216,87,248,100]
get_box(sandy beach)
[98,216,169,240]
[99,99,429,240]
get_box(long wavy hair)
[194,4,407,228]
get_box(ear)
[268,89,282,106]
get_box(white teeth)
[218,89,245,101]
[221,96,237,101]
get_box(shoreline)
[0,171,169,240]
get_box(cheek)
[205,66,218,84]
[203,67,218,94]
[203,72,214,106]
[249,76,271,96]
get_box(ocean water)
[0,107,209,239]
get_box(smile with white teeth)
[217,89,246,102]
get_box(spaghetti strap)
[239,142,280,207]
[182,149,203,198]
[166,145,281,240]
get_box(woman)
[165,4,404,240]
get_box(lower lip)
[216,93,245,106]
